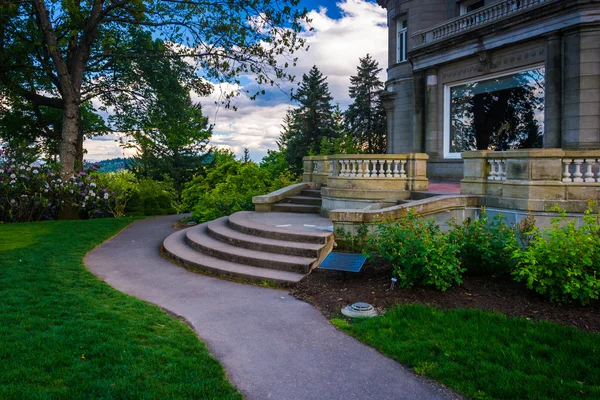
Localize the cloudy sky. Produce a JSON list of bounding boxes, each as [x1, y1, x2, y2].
[[84, 0, 388, 162]]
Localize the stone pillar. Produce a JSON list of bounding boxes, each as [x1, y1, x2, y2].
[[381, 90, 396, 154], [562, 27, 600, 150], [425, 68, 439, 155], [413, 71, 426, 153], [544, 33, 562, 148]]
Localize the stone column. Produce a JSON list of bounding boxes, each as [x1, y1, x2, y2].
[[425, 68, 439, 155], [413, 71, 426, 153], [544, 33, 562, 148], [562, 27, 600, 149], [381, 90, 396, 154]]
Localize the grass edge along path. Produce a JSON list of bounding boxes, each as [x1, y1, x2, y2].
[[332, 304, 599, 400], [0, 219, 241, 400]]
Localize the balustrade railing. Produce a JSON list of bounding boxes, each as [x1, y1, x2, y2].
[[562, 159, 600, 183], [412, 0, 555, 47], [331, 158, 408, 178], [487, 159, 507, 181]]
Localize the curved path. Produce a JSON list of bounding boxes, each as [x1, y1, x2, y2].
[[85, 215, 457, 400]]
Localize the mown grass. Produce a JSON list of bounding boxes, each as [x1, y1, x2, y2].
[[332, 304, 600, 400], [0, 219, 241, 399]]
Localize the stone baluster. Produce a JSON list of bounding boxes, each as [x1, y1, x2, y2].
[[573, 159, 584, 182], [340, 160, 347, 177], [328, 161, 333, 177], [399, 160, 407, 178], [488, 159, 497, 180], [385, 160, 392, 177], [365, 160, 372, 177], [498, 160, 506, 181], [562, 159, 572, 182], [392, 160, 400, 178], [584, 159, 596, 183], [377, 160, 385, 177], [347, 160, 355, 177]]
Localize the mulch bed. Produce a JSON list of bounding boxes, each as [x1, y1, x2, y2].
[[291, 261, 600, 333]]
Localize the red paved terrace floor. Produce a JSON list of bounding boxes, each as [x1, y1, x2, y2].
[[428, 181, 461, 194]]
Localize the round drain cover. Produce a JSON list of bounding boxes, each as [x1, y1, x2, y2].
[[341, 302, 377, 318]]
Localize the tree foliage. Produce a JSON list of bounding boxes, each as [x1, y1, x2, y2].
[[279, 66, 336, 172], [0, 0, 309, 176], [344, 54, 386, 153]]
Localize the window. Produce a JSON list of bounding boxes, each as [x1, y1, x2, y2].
[[396, 19, 407, 63], [460, 0, 485, 15], [443, 67, 545, 158]]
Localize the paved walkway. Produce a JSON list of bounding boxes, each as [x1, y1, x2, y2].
[[85, 215, 457, 400]]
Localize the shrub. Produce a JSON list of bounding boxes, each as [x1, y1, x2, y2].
[[367, 211, 463, 291], [508, 204, 600, 305], [96, 171, 177, 217], [126, 178, 177, 216], [182, 159, 299, 223], [448, 209, 515, 276], [0, 153, 111, 222]]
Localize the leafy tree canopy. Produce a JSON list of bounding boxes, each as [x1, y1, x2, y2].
[[0, 0, 309, 176]]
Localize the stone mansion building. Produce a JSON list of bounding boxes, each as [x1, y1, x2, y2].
[[378, 0, 600, 181]]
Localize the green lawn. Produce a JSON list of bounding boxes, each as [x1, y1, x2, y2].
[[0, 219, 241, 400], [332, 304, 600, 400]]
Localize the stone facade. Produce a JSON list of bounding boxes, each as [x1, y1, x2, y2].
[[378, 0, 600, 181]]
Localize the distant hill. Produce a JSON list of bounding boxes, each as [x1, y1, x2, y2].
[[96, 158, 132, 173]]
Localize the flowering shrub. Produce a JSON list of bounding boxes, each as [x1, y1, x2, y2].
[[0, 150, 111, 222]]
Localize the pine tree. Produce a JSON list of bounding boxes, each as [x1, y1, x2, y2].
[[280, 66, 336, 171], [243, 148, 251, 163], [345, 54, 387, 153]]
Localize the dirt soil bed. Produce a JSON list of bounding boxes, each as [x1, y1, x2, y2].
[[291, 261, 600, 333]]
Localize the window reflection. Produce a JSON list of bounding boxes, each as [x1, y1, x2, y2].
[[449, 68, 545, 153]]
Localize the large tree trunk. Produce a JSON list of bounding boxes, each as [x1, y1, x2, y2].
[[60, 100, 81, 178]]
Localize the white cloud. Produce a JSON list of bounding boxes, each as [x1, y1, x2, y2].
[[85, 0, 388, 162]]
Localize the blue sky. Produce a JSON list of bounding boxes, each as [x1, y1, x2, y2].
[[84, 0, 387, 162]]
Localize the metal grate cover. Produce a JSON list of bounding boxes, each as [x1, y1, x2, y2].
[[317, 252, 367, 273]]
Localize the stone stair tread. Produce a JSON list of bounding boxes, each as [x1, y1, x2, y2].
[[229, 211, 331, 244], [208, 217, 324, 254], [301, 189, 322, 197], [163, 229, 305, 285], [286, 195, 322, 201], [186, 224, 317, 268], [272, 203, 320, 213]]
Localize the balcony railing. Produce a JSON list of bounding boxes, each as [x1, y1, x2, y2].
[[412, 0, 555, 47]]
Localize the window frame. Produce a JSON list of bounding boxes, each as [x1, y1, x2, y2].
[[442, 65, 546, 159], [396, 18, 408, 64], [459, 0, 485, 15]]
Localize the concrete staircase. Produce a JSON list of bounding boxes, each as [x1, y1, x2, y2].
[[271, 188, 322, 214], [163, 211, 333, 286]]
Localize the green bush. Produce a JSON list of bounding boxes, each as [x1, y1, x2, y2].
[[448, 209, 515, 276], [508, 204, 600, 305], [182, 159, 298, 223], [367, 211, 463, 291], [334, 224, 369, 253], [125, 178, 177, 216], [95, 171, 177, 217]]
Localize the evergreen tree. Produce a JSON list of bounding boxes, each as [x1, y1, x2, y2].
[[345, 54, 387, 153], [243, 148, 251, 163], [280, 66, 336, 172]]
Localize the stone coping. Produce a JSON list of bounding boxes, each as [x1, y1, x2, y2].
[[303, 153, 429, 161], [462, 149, 600, 159], [252, 183, 315, 205], [329, 194, 481, 223]]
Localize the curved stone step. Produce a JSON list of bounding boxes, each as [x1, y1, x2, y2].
[[186, 224, 317, 274], [163, 229, 305, 286], [207, 217, 324, 258], [279, 196, 322, 206], [228, 211, 331, 245], [271, 203, 320, 214]]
